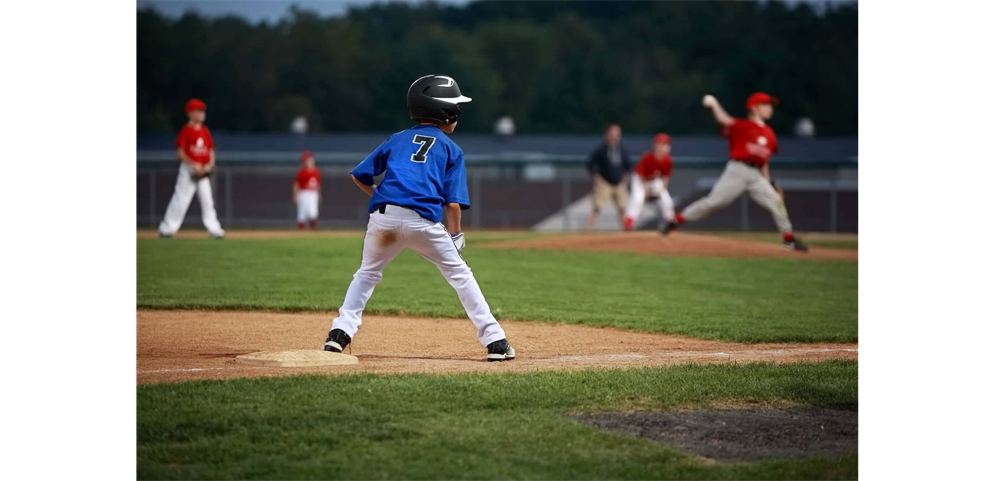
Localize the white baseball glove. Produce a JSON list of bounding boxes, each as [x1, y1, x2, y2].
[[451, 232, 466, 252]]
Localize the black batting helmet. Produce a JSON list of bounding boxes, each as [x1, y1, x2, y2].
[[407, 75, 472, 124]]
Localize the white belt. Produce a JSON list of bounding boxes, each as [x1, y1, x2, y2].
[[376, 204, 426, 220]]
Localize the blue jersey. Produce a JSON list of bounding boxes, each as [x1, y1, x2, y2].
[[351, 124, 470, 223]]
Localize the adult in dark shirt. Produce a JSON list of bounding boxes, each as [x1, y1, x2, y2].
[[586, 124, 632, 229]]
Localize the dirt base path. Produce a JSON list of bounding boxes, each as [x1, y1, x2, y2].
[[138, 310, 857, 384], [485, 232, 857, 260]]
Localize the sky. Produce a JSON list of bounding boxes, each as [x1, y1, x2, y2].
[[137, 0, 849, 23]]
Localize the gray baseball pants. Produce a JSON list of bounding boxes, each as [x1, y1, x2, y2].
[[681, 161, 793, 233]]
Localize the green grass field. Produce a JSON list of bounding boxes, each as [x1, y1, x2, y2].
[[138, 236, 857, 342], [138, 361, 857, 480], [137, 233, 858, 479]]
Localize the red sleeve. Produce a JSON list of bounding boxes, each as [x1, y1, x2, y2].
[[662, 156, 673, 177], [295, 169, 305, 185], [722, 118, 748, 139], [204, 127, 214, 149], [770, 134, 779, 154], [175, 126, 188, 149]]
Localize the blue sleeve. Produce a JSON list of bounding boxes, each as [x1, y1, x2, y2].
[[351, 139, 390, 186], [443, 148, 471, 209]]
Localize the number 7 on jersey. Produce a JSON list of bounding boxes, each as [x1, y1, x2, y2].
[[411, 135, 436, 163]]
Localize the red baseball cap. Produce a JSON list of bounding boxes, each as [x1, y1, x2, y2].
[[746, 92, 778, 109], [653, 133, 671, 145], [300, 150, 314, 162], [185, 98, 207, 113]]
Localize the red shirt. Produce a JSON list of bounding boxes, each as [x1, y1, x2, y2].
[[176, 124, 214, 164], [635, 152, 673, 180], [296, 167, 321, 190], [723, 118, 778, 166]]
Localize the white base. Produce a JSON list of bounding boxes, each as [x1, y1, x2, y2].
[[235, 350, 358, 367]]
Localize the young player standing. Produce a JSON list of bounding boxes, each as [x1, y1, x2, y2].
[[322, 75, 516, 362], [623, 133, 675, 231], [294, 151, 321, 230], [157, 98, 225, 239], [662, 93, 808, 252]]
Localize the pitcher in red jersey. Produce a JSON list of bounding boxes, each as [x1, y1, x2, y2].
[[662, 93, 807, 252]]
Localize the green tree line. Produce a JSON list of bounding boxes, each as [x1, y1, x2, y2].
[[138, 1, 857, 135]]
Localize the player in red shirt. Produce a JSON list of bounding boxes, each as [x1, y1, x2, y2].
[[157, 98, 225, 239], [623, 133, 675, 231], [294, 151, 322, 230], [662, 92, 808, 251]]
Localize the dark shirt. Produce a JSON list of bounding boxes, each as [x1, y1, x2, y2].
[[587, 142, 632, 185]]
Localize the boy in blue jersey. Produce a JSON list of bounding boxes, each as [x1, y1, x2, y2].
[[322, 75, 516, 361]]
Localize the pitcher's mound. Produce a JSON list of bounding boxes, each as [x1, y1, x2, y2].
[[236, 350, 358, 367]]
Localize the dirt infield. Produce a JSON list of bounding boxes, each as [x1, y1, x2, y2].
[[484, 232, 858, 260], [137, 310, 857, 384]]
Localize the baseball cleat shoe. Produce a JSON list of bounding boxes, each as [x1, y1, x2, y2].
[[660, 220, 678, 235], [623, 217, 634, 232], [323, 329, 352, 352], [784, 237, 809, 252], [158, 232, 173, 238], [209, 233, 225, 240], [486, 339, 516, 362]]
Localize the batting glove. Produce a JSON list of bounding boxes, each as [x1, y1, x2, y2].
[[451, 232, 466, 252]]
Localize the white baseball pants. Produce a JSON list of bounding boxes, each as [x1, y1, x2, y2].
[[330, 205, 507, 347], [158, 163, 225, 237], [296, 190, 320, 223], [625, 176, 675, 223]]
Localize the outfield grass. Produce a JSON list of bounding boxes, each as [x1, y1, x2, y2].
[[138, 361, 857, 480], [137, 237, 857, 343]]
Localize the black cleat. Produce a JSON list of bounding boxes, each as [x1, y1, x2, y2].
[[486, 339, 516, 362], [784, 237, 809, 252], [660, 220, 678, 235], [158, 232, 173, 238], [323, 329, 352, 352]]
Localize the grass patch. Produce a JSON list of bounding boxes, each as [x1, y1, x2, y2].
[[138, 361, 857, 480], [138, 236, 856, 343]]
